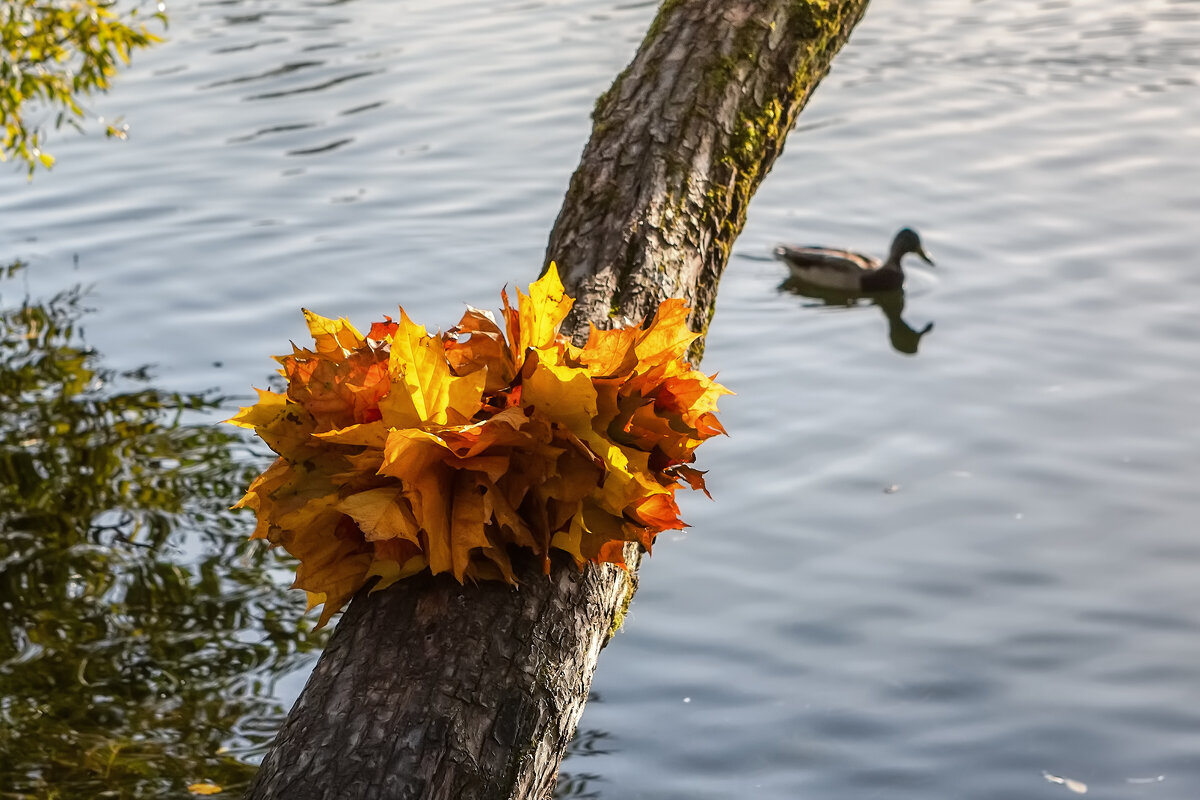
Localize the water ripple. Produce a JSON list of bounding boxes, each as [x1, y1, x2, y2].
[[4, 0, 1200, 797], [242, 69, 380, 100], [203, 59, 324, 89]]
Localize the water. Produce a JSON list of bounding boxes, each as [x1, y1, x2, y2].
[[3, 0, 1199, 797]]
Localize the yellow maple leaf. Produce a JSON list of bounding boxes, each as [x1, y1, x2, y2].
[[313, 419, 389, 449], [302, 308, 365, 358], [226, 390, 316, 458], [520, 351, 597, 436], [633, 298, 699, 367], [516, 262, 573, 355], [337, 487, 422, 544], [478, 543, 517, 583], [284, 519, 374, 629], [436, 407, 533, 458], [582, 500, 640, 560], [388, 309, 452, 423], [551, 515, 585, 568], [481, 476, 537, 549], [232, 457, 290, 540], [380, 309, 489, 426], [379, 429, 455, 575], [450, 472, 492, 581], [579, 324, 639, 377], [446, 364, 487, 424], [366, 550, 428, 593], [187, 783, 223, 796]]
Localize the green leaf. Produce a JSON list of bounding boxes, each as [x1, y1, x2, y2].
[[0, 0, 166, 176]]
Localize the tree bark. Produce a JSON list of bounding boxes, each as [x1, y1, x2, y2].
[[246, 2, 870, 799]]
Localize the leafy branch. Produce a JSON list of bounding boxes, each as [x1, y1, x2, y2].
[[1, 0, 166, 176]]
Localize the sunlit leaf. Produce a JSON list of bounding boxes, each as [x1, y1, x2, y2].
[[302, 308, 365, 358], [516, 262, 573, 354], [634, 298, 699, 366]]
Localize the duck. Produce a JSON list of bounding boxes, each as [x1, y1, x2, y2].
[[773, 228, 934, 292]]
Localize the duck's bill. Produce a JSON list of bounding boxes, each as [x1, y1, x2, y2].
[[917, 248, 935, 266]]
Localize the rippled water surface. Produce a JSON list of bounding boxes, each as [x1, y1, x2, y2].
[[3, 0, 1199, 797]]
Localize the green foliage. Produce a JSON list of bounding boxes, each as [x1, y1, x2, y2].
[[0, 261, 323, 798], [0, 0, 166, 177]]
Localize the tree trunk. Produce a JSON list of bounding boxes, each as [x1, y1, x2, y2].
[[245, 2, 870, 798]]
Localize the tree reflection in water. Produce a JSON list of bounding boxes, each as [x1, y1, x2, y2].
[[0, 262, 324, 797], [555, 722, 613, 799], [0, 261, 621, 797]]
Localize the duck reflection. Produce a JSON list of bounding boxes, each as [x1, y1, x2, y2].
[[773, 228, 935, 355], [779, 280, 934, 355]]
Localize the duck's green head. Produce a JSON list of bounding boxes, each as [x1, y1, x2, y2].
[[891, 228, 934, 266]]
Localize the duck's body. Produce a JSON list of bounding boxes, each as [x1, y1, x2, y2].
[[773, 228, 933, 292]]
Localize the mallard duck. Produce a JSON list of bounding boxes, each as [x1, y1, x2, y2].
[[773, 228, 934, 292]]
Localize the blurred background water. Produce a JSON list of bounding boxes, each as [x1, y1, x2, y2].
[[2, 0, 1199, 797]]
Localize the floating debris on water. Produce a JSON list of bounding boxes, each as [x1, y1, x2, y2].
[[1126, 775, 1165, 784], [1043, 771, 1088, 794]]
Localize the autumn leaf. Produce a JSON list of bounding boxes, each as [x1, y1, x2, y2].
[[187, 782, 223, 795], [450, 472, 491, 581], [516, 262, 573, 355], [232, 457, 290, 540], [521, 351, 597, 436], [337, 487, 422, 544], [313, 420, 388, 449], [629, 491, 686, 533], [436, 407, 533, 459], [668, 464, 711, 497], [284, 516, 373, 628], [579, 324, 639, 377], [366, 538, 427, 593], [634, 298, 699, 367], [387, 309, 453, 423], [379, 429, 455, 575], [228, 265, 729, 626], [368, 316, 398, 341], [227, 389, 316, 457], [445, 306, 515, 391]]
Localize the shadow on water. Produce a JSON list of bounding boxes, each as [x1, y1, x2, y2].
[[0, 262, 323, 798], [779, 278, 935, 356]]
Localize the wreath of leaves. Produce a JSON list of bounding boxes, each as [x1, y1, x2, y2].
[[229, 266, 729, 626]]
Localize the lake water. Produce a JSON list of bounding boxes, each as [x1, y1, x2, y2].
[[3, 0, 1199, 797]]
